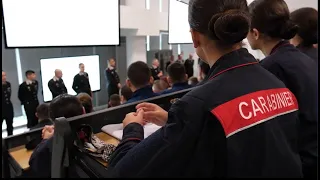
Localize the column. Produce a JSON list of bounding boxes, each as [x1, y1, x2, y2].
[[126, 36, 147, 67]]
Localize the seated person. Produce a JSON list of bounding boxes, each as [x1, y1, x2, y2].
[[28, 94, 85, 178], [188, 77, 199, 86], [109, 94, 121, 107], [120, 85, 133, 104], [160, 62, 192, 95], [152, 80, 169, 93], [26, 103, 53, 150], [77, 93, 93, 113], [125, 61, 157, 104]]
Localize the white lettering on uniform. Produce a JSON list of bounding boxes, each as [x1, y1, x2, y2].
[[258, 96, 269, 113], [251, 99, 264, 116], [239, 102, 252, 120], [270, 94, 277, 110], [266, 95, 273, 111]]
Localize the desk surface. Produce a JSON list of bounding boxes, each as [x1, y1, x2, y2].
[[9, 132, 119, 170]]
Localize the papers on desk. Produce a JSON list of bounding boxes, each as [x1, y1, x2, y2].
[[101, 123, 161, 140]]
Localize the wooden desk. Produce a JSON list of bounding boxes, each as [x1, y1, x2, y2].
[[8, 133, 119, 170], [9, 146, 33, 170]]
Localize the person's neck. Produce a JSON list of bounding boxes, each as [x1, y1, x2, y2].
[[260, 39, 282, 56], [2, 81, 6, 85], [205, 45, 242, 67], [130, 84, 149, 93]]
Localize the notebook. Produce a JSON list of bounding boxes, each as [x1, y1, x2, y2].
[[101, 123, 161, 140]]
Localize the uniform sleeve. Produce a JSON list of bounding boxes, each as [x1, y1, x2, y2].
[[63, 80, 68, 94], [35, 80, 39, 93], [48, 80, 56, 96], [72, 76, 79, 93], [86, 73, 91, 90], [18, 84, 24, 103], [108, 95, 209, 177]]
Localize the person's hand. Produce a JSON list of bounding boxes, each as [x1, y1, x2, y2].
[[123, 109, 146, 128], [117, 83, 122, 89], [158, 71, 163, 77], [42, 125, 54, 139], [136, 103, 168, 126]]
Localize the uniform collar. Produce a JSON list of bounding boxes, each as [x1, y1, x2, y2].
[[53, 76, 60, 81], [131, 85, 154, 99], [79, 72, 85, 76], [26, 79, 33, 85], [152, 65, 158, 69], [108, 66, 115, 70], [207, 48, 258, 80], [270, 40, 292, 55]]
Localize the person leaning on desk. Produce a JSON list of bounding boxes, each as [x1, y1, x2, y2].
[[107, 0, 303, 178]]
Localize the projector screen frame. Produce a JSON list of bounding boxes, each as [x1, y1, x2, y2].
[[1, 0, 121, 49], [39, 55, 102, 102], [168, 0, 193, 45]]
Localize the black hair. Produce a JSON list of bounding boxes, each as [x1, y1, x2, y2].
[[189, 0, 250, 46], [199, 60, 210, 76], [127, 61, 151, 88], [49, 94, 83, 120], [291, 7, 318, 47], [120, 85, 133, 101], [167, 62, 187, 83], [249, 0, 298, 40], [76, 93, 93, 114], [109, 94, 121, 107], [36, 103, 50, 120], [25, 70, 35, 77]]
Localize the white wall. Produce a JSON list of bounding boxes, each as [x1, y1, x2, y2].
[[126, 36, 147, 67]]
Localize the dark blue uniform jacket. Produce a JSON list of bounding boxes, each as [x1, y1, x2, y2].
[[160, 82, 192, 95], [260, 41, 318, 179], [108, 48, 303, 178], [297, 44, 318, 63], [126, 85, 157, 104]]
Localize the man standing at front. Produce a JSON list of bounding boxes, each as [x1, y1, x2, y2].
[[185, 54, 195, 78], [72, 63, 92, 97], [48, 69, 67, 99], [150, 58, 163, 81], [2, 70, 14, 136], [18, 70, 39, 128], [105, 58, 121, 98]]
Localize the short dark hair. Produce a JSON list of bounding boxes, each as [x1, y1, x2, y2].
[[49, 94, 83, 120], [76, 93, 93, 114], [199, 60, 210, 76], [36, 103, 50, 120], [167, 62, 186, 83], [189, 0, 250, 46], [189, 77, 199, 86], [25, 70, 35, 77], [120, 85, 133, 101], [109, 94, 121, 107], [127, 61, 151, 88], [291, 8, 318, 47], [249, 0, 298, 40]]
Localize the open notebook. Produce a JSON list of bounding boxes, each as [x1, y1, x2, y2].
[[101, 123, 162, 140]]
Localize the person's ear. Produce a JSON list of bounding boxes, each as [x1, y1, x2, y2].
[[35, 112, 38, 118], [126, 79, 131, 87], [184, 74, 188, 81], [190, 29, 200, 48], [167, 76, 173, 85], [149, 76, 154, 84], [120, 95, 125, 104], [252, 28, 260, 40], [82, 107, 86, 114]]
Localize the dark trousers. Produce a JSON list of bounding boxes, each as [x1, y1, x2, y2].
[[24, 101, 39, 128], [108, 85, 119, 99], [2, 104, 14, 136]]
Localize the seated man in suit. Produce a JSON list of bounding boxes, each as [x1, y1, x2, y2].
[[160, 62, 192, 95], [126, 61, 157, 104]]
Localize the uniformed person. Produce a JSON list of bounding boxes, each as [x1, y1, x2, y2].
[[290, 8, 318, 62], [184, 54, 195, 78], [48, 69, 67, 99], [105, 58, 121, 98], [160, 62, 191, 95], [247, 0, 318, 178], [72, 63, 92, 97], [18, 70, 39, 128], [2, 70, 14, 136], [150, 58, 163, 81], [108, 0, 302, 178]]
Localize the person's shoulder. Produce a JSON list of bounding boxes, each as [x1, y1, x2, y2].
[[6, 81, 11, 86]]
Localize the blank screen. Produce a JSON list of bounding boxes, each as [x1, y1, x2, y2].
[[40, 55, 101, 102], [2, 0, 119, 47], [168, 0, 192, 44]]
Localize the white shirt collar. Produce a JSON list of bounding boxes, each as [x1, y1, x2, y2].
[[79, 72, 85, 76], [53, 76, 59, 81], [152, 65, 157, 69], [108, 66, 114, 70], [26, 79, 33, 85]]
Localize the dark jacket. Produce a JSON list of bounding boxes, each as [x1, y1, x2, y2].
[[297, 45, 318, 63], [160, 82, 192, 95], [105, 68, 120, 96], [109, 48, 302, 178], [150, 67, 161, 81], [125, 86, 156, 104], [72, 73, 91, 96], [260, 41, 318, 179], [48, 78, 67, 99], [18, 80, 39, 105], [2, 81, 13, 115]]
